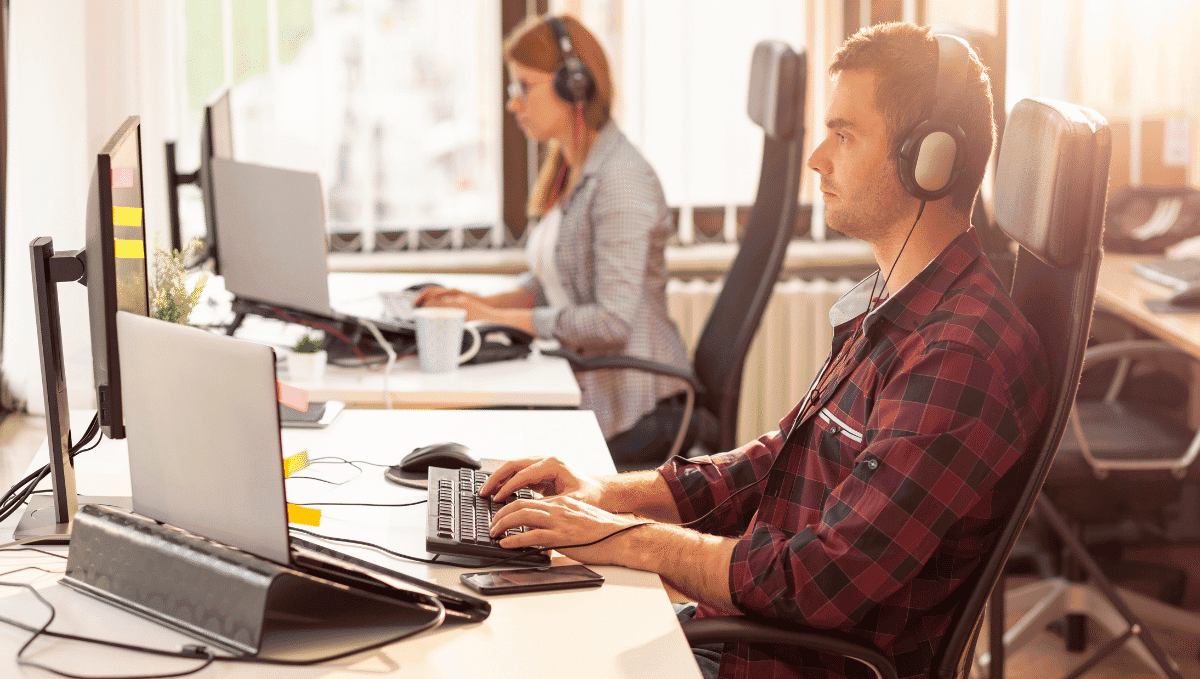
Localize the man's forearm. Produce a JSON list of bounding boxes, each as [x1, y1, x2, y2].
[[617, 522, 738, 613], [597, 471, 682, 523]]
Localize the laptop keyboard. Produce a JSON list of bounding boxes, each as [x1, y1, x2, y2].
[[425, 468, 550, 567], [379, 290, 417, 321], [290, 535, 490, 623]]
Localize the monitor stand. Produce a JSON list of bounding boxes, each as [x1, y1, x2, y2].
[[14, 495, 133, 544], [13, 237, 121, 544]]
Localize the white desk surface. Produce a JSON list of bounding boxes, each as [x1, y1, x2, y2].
[[0, 409, 699, 678], [197, 272, 582, 409]]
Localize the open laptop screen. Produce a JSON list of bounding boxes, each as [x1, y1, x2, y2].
[[117, 311, 291, 565]]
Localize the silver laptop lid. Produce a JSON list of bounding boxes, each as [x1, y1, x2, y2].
[[117, 311, 291, 565], [211, 157, 333, 317]]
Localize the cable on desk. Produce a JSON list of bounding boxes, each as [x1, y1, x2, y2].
[[290, 521, 654, 570], [0, 565, 446, 674], [296, 500, 427, 508], [269, 305, 367, 363], [358, 318, 396, 409], [0, 413, 101, 524]]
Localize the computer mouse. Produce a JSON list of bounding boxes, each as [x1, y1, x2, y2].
[[385, 442, 482, 488], [1168, 283, 1200, 308]]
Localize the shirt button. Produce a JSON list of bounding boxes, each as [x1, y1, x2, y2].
[[829, 426, 840, 435], [867, 459, 879, 470]]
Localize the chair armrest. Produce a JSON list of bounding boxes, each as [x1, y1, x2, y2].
[[542, 347, 702, 461], [542, 347, 703, 393], [1073, 339, 1200, 477], [680, 617, 898, 679], [1082, 339, 1197, 370]]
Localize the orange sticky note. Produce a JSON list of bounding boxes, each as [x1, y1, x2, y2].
[[276, 381, 309, 412], [287, 503, 321, 526]]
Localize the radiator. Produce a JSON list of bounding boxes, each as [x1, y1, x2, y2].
[[667, 277, 857, 446]]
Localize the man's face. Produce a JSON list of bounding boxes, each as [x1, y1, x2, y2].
[[808, 69, 913, 242]]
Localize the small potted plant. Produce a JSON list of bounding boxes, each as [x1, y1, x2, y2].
[[289, 334, 327, 382]]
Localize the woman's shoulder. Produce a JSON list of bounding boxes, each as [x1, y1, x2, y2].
[[589, 122, 659, 182]]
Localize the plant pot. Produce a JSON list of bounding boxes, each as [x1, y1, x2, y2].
[[288, 350, 327, 382]]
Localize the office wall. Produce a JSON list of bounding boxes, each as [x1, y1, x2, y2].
[[3, 0, 172, 415]]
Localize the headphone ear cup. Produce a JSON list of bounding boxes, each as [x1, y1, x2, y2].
[[553, 58, 595, 103], [897, 120, 967, 201]]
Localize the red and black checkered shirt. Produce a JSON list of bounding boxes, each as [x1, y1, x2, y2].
[[659, 228, 1049, 679]]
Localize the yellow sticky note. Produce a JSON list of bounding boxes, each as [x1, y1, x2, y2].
[[113, 238, 145, 259], [283, 450, 309, 478], [113, 206, 142, 227], [287, 503, 321, 526]]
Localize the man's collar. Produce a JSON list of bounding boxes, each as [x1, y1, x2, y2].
[[832, 227, 984, 333]]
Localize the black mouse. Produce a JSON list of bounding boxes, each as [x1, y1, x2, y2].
[[385, 442, 482, 488]]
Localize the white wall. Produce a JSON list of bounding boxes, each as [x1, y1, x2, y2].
[[4, 0, 171, 415]]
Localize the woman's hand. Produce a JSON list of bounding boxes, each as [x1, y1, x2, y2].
[[414, 287, 486, 308], [417, 288, 497, 323]]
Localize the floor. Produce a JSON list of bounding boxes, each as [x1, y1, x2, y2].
[[1, 412, 1199, 678]]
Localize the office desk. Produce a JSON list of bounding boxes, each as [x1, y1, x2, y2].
[[0, 410, 699, 678], [198, 273, 583, 409], [1095, 253, 1200, 358]]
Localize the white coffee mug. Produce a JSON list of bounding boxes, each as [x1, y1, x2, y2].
[[413, 307, 481, 373]]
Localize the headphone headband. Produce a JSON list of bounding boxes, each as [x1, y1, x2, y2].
[[896, 33, 971, 202], [546, 17, 596, 104]]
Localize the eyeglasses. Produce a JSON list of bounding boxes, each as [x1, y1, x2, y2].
[[507, 80, 530, 102], [506, 78, 549, 102]]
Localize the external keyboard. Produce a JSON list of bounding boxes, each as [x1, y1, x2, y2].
[[425, 467, 550, 567]]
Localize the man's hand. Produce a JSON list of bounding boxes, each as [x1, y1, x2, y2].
[[479, 457, 605, 507], [489, 495, 646, 565]]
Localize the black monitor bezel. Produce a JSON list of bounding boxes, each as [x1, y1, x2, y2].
[[87, 116, 149, 440], [198, 88, 232, 275]]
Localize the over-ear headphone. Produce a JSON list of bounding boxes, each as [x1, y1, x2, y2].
[[897, 34, 971, 202], [546, 17, 596, 104]]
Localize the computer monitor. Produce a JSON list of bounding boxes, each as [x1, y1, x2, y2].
[[197, 88, 233, 274], [87, 115, 150, 440], [17, 115, 148, 541]]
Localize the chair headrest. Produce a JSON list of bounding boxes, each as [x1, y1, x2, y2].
[[747, 41, 805, 141], [994, 98, 1110, 269]]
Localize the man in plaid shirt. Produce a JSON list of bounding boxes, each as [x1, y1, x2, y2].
[[484, 22, 1049, 679]]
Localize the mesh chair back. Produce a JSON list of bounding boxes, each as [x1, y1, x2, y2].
[[692, 42, 806, 452], [936, 97, 1111, 678]]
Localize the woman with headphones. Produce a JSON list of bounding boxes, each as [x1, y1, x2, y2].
[[418, 15, 690, 465]]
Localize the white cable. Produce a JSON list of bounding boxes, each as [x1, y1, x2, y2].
[[358, 320, 395, 409]]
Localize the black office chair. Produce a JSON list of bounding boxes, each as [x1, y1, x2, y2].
[[549, 41, 807, 470], [682, 97, 1112, 679], [991, 314, 1200, 674]]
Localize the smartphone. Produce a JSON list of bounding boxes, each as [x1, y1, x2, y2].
[[460, 564, 604, 595]]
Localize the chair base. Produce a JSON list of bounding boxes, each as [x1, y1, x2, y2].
[[976, 578, 1196, 679]]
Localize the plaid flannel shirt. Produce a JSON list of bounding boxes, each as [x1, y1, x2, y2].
[[659, 228, 1049, 679]]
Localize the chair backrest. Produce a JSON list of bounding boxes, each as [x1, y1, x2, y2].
[[692, 41, 806, 452], [935, 97, 1111, 678]]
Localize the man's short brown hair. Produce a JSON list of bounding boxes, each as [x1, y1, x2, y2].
[[830, 22, 995, 214]]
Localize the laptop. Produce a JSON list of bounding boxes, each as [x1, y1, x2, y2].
[[115, 311, 489, 624], [209, 157, 414, 338]]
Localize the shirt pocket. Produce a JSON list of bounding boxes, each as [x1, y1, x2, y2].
[[814, 407, 866, 468]]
